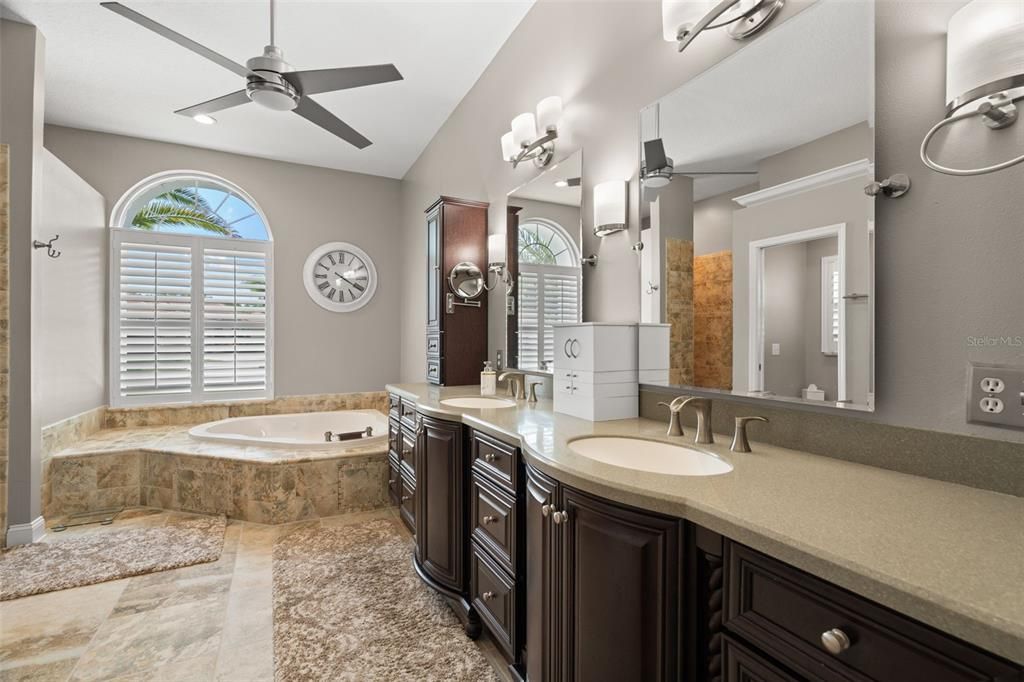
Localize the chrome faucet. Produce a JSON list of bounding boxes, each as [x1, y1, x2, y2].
[[657, 397, 687, 437], [731, 416, 768, 453], [498, 371, 526, 400], [528, 381, 542, 404], [678, 396, 714, 444]]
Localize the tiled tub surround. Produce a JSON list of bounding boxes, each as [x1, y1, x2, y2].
[[41, 392, 390, 524], [388, 383, 1024, 665]]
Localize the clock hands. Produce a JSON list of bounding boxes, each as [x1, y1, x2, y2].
[[332, 271, 366, 293]]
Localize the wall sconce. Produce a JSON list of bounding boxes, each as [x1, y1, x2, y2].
[[662, 0, 784, 53], [593, 180, 627, 238], [483, 233, 512, 293], [920, 0, 1024, 176], [500, 96, 563, 169]]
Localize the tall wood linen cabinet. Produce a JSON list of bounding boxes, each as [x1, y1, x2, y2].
[[425, 196, 489, 385]]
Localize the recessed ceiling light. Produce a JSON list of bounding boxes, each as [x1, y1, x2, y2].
[[554, 180, 569, 187], [193, 114, 217, 125]]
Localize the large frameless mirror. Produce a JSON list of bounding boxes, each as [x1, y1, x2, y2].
[[639, 0, 875, 411], [504, 150, 584, 373]]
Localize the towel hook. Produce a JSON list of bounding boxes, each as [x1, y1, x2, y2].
[[32, 234, 61, 258]]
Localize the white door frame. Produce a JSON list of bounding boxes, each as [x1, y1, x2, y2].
[[747, 222, 847, 400]]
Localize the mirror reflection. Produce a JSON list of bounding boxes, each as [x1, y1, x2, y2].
[[505, 151, 583, 373], [449, 261, 485, 299], [639, 0, 875, 410]]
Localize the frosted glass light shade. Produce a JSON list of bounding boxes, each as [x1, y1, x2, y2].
[[593, 180, 627, 237], [511, 113, 537, 147], [536, 96, 563, 131], [663, 0, 715, 41], [501, 132, 517, 161], [488, 233, 506, 264], [946, 0, 1024, 112]]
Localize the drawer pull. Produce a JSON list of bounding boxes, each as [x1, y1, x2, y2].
[[821, 628, 851, 655], [401, 495, 411, 502], [551, 510, 568, 525], [388, 479, 397, 486], [482, 515, 498, 525], [482, 591, 497, 601], [483, 453, 497, 463], [541, 504, 552, 518]]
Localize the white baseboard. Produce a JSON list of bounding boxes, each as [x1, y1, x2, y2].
[[6, 516, 46, 546]]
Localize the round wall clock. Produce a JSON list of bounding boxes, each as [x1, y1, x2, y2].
[[302, 241, 378, 312]]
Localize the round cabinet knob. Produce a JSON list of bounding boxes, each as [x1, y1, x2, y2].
[[483, 453, 496, 463], [821, 628, 851, 655], [541, 504, 552, 518], [388, 479, 397, 486], [482, 591, 497, 601], [401, 495, 411, 502], [551, 510, 568, 525], [482, 515, 498, 525]]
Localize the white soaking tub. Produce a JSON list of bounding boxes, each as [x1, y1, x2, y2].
[[188, 409, 389, 450]]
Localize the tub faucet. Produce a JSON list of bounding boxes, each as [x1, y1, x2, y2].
[[657, 397, 688, 437], [498, 371, 526, 400], [678, 396, 714, 444]]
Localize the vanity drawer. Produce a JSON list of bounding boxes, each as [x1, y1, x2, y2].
[[388, 393, 401, 420], [723, 635, 803, 682], [426, 358, 442, 385], [399, 400, 417, 430], [399, 429, 416, 478], [470, 430, 517, 491], [426, 331, 442, 357], [388, 418, 400, 456], [724, 542, 1021, 682], [470, 474, 516, 571], [471, 543, 517, 658], [399, 473, 416, 534]]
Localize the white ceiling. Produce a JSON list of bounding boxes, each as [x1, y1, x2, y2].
[[644, 0, 873, 196], [4, 0, 535, 179], [509, 151, 582, 207]]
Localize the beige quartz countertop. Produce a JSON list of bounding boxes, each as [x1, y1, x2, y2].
[[387, 383, 1024, 665]]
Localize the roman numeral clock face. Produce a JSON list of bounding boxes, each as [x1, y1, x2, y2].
[[302, 242, 378, 313]]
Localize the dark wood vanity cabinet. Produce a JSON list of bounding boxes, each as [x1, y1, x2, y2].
[[424, 196, 489, 386], [525, 464, 682, 682], [415, 414, 466, 591]]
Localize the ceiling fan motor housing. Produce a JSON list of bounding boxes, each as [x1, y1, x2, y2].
[[246, 45, 300, 111]]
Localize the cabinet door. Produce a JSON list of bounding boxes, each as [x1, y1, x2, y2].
[[525, 464, 560, 682], [560, 488, 681, 682], [426, 208, 441, 331], [415, 415, 464, 591]]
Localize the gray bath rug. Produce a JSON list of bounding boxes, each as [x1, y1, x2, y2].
[[0, 513, 226, 600], [273, 519, 499, 681]]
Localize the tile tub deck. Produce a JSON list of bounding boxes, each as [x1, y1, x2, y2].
[[44, 425, 390, 525]]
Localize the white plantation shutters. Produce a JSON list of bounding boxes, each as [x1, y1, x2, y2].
[[110, 229, 273, 406], [821, 255, 840, 355], [517, 266, 581, 370], [202, 247, 269, 393], [115, 239, 193, 399]]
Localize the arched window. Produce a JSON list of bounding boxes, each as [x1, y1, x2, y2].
[[109, 171, 273, 406], [517, 219, 581, 371]]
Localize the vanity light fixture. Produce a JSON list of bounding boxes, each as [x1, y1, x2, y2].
[[593, 180, 627, 238], [192, 114, 217, 125], [920, 0, 1024, 176], [500, 96, 563, 169], [662, 0, 784, 53]]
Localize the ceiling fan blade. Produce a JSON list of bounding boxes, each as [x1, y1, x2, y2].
[[283, 64, 403, 96], [644, 138, 670, 172], [101, 2, 251, 79], [293, 97, 372, 149], [174, 90, 251, 118]]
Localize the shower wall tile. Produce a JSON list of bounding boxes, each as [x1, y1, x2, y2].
[[693, 250, 734, 390]]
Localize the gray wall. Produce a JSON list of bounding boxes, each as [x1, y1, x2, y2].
[[759, 122, 874, 187], [398, 0, 1023, 444], [693, 184, 757, 256], [763, 242, 807, 399], [44, 125, 404, 400], [1, 19, 45, 530], [36, 150, 107, 426]]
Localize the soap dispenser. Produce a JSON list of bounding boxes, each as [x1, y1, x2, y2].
[[480, 361, 497, 396]]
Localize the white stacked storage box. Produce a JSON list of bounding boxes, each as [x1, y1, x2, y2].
[[552, 323, 638, 421], [638, 323, 671, 384]]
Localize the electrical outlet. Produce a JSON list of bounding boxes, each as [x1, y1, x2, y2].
[[967, 363, 1024, 429]]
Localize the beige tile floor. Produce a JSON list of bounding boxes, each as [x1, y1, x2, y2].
[[0, 507, 511, 682]]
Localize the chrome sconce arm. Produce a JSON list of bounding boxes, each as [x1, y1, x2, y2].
[[665, 0, 785, 54], [482, 263, 514, 294], [510, 128, 558, 169]]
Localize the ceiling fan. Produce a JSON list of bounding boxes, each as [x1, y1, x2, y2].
[[100, 0, 403, 149]]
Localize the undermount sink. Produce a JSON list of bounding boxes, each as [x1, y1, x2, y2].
[[568, 437, 733, 476], [440, 397, 517, 409]]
